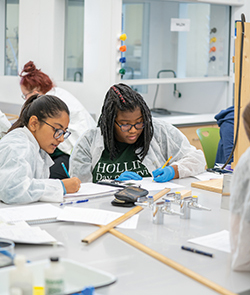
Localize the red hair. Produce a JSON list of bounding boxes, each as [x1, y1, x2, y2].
[[19, 61, 54, 94]]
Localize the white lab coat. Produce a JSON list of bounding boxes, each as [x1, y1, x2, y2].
[[47, 87, 96, 155], [0, 127, 64, 204], [69, 118, 206, 182], [230, 147, 250, 271], [0, 110, 11, 138]]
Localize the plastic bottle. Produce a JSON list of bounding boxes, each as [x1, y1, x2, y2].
[[9, 255, 33, 295], [44, 257, 65, 295]]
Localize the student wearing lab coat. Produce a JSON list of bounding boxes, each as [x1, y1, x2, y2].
[[69, 83, 206, 183], [230, 102, 250, 271], [0, 109, 11, 138], [19, 61, 96, 179], [0, 94, 81, 204]]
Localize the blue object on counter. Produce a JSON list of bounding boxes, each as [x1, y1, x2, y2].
[[71, 286, 95, 295]]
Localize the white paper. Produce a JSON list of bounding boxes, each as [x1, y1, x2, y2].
[[64, 183, 121, 199], [192, 171, 223, 181], [171, 18, 190, 32], [124, 177, 183, 191], [57, 207, 139, 229], [0, 220, 30, 228], [0, 204, 61, 223], [0, 226, 57, 244], [188, 230, 231, 253], [0, 220, 57, 244]]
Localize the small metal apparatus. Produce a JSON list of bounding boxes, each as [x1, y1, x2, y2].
[[135, 193, 211, 223], [163, 193, 211, 220], [180, 196, 211, 219], [135, 197, 183, 224]]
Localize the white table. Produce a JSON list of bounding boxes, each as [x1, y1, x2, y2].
[[1, 177, 250, 295]]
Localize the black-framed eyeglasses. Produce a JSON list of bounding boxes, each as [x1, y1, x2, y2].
[[115, 121, 144, 132], [41, 120, 71, 139]]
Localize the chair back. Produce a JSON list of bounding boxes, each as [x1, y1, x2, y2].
[[196, 127, 220, 168]]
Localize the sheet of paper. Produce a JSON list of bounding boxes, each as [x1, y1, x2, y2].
[[0, 204, 61, 223], [57, 207, 139, 229], [0, 226, 57, 244], [124, 177, 183, 191], [0, 220, 30, 228], [188, 230, 231, 253], [64, 183, 121, 199], [192, 171, 223, 181], [0, 220, 57, 244]]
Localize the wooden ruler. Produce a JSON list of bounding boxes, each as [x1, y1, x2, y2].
[[109, 228, 236, 295]]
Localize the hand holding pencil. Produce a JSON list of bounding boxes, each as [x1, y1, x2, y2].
[[152, 156, 175, 183], [61, 162, 81, 193]]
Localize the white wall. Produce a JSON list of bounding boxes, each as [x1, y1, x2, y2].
[[0, 0, 249, 118], [0, 0, 122, 120]]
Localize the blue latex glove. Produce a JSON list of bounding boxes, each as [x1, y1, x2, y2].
[[152, 166, 175, 183], [116, 171, 143, 181]]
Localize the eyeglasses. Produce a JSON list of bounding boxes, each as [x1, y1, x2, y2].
[[21, 90, 34, 100], [115, 121, 144, 132], [41, 120, 71, 139]]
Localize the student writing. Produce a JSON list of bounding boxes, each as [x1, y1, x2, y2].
[[69, 83, 206, 183], [0, 94, 81, 204], [19, 61, 96, 179]]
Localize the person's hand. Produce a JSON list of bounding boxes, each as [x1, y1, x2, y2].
[[152, 166, 175, 183], [116, 171, 143, 181], [62, 177, 81, 193]]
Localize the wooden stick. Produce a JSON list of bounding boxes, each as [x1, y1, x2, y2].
[[109, 228, 237, 295], [82, 188, 170, 244]]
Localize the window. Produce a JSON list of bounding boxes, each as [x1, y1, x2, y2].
[[122, 1, 230, 80], [1, 0, 19, 76], [64, 0, 84, 82]]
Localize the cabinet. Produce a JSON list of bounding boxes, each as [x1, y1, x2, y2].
[[178, 124, 218, 151]]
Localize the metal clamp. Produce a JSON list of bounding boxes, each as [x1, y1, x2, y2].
[[180, 196, 211, 219], [152, 200, 183, 224]]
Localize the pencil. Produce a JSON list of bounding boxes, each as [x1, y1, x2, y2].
[[61, 162, 70, 178], [162, 156, 172, 169]]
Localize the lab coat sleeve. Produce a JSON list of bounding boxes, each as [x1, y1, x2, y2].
[[230, 148, 250, 271], [0, 110, 11, 138], [0, 142, 63, 205], [69, 129, 95, 183], [153, 120, 206, 178]]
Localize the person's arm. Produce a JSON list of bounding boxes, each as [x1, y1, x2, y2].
[[0, 150, 64, 205], [230, 150, 250, 271], [0, 110, 11, 138], [153, 120, 206, 178], [69, 129, 98, 182]]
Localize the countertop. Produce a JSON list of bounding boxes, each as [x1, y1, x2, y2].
[[1, 177, 249, 295], [152, 111, 217, 127]]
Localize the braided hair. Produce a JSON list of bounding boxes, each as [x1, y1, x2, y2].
[[8, 94, 69, 133], [98, 83, 153, 160]]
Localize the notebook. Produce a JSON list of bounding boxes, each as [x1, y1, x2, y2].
[[0, 204, 61, 225], [64, 182, 121, 200], [0, 221, 58, 244]]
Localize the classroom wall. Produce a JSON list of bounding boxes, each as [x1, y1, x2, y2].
[[0, 0, 122, 120], [0, 0, 249, 119]]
